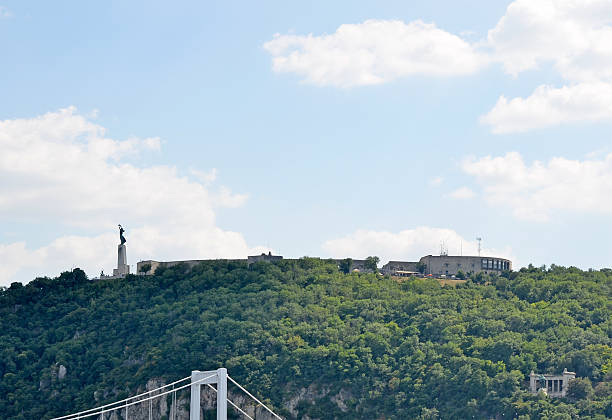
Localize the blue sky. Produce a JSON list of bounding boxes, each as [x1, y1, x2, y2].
[[2, 0, 612, 284]]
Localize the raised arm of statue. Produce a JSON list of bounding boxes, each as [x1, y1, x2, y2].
[[118, 224, 126, 245]]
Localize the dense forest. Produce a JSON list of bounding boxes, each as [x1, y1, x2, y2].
[[0, 259, 611, 419]]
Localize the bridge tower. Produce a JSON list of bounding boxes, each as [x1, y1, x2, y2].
[[190, 368, 227, 420]]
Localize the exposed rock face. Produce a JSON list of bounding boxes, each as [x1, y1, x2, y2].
[[39, 378, 50, 391], [285, 384, 329, 417], [284, 384, 353, 418], [93, 378, 168, 420], [330, 388, 351, 412], [83, 376, 354, 420], [58, 365, 67, 380]]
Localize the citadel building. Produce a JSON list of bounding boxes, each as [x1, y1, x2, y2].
[[381, 255, 512, 277], [136, 253, 511, 277], [102, 225, 512, 279]]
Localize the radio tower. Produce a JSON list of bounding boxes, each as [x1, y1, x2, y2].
[[476, 237, 482, 256]]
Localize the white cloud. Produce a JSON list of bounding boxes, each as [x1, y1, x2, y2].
[[264, 19, 487, 88], [482, 0, 612, 133], [487, 0, 612, 81], [448, 186, 476, 200], [481, 82, 612, 133], [0, 107, 264, 285], [429, 176, 444, 187], [265, 3, 612, 132], [462, 151, 612, 221], [322, 226, 512, 262], [190, 167, 218, 185]]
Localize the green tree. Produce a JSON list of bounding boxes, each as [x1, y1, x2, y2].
[[139, 263, 152, 274], [339, 258, 353, 274], [567, 378, 594, 400], [416, 262, 427, 274], [364, 256, 380, 272]]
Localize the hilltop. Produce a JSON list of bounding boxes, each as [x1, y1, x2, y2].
[[0, 259, 611, 419]]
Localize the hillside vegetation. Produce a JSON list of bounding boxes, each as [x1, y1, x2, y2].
[[0, 259, 611, 419]]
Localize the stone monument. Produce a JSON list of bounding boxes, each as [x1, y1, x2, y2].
[[529, 369, 575, 397], [112, 224, 130, 277]]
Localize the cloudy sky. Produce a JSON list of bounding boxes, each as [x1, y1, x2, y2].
[[2, 0, 612, 285]]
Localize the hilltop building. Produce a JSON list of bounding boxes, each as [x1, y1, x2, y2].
[[136, 253, 512, 278], [382, 261, 419, 277], [382, 255, 511, 277], [419, 255, 511, 276], [247, 252, 283, 265]]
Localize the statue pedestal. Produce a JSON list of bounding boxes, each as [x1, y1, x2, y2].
[[113, 244, 130, 277]]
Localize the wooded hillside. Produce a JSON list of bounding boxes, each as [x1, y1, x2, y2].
[[0, 259, 610, 419]]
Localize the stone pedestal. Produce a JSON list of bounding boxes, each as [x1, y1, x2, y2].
[[113, 244, 130, 277]]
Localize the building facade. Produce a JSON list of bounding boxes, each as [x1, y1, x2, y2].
[[382, 255, 512, 277], [529, 369, 575, 397], [419, 255, 511, 277], [247, 252, 283, 265], [381, 261, 419, 276]]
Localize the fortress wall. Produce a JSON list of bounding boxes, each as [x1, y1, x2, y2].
[[136, 259, 246, 275]]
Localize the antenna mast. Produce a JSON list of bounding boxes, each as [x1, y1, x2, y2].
[[476, 237, 482, 256], [439, 241, 448, 256]]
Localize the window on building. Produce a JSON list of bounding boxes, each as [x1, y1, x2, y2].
[[481, 259, 487, 268]]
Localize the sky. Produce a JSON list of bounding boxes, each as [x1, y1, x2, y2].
[[2, 0, 612, 285]]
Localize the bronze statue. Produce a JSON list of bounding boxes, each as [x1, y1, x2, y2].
[[118, 224, 126, 245], [538, 374, 547, 391]]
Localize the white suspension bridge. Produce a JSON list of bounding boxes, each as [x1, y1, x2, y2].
[[50, 368, 283, 420]]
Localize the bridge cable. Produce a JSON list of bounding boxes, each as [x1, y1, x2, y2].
[[205, 383, 254, 420], [52, 373, 215, 420], [50, 375, 191, 420], [227, 375, 283, 420]]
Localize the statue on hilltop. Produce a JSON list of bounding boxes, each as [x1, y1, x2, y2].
[[118, 224, 126, 245]]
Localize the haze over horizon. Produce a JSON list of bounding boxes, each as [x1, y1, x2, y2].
[[3, 0, 612, 285]]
